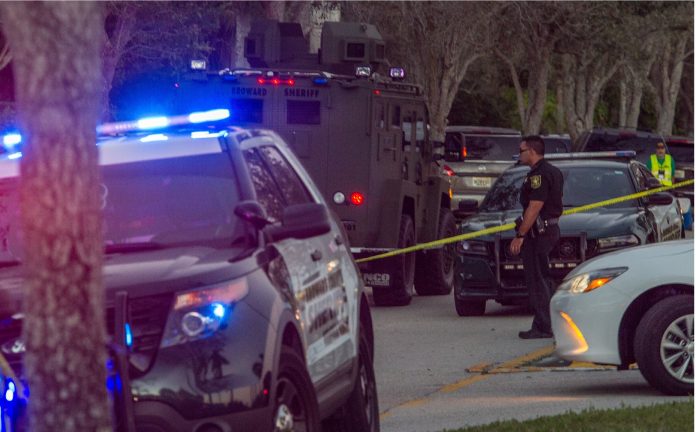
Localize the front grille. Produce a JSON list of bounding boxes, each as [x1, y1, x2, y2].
[[0, 294, 172, 380], [501, 237, 599, 262]]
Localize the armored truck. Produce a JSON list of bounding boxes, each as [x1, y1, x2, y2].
[[175, 20, 455, 306]]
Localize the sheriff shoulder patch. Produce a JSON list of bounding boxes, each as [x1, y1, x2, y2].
[[530, 175, 542, 189]]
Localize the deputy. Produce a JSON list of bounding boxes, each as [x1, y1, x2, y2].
[[647, 141, 674, 186], [509, 135, 563, 339]]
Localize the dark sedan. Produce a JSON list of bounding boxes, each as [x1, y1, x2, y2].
[[454, 153, 684, 316]]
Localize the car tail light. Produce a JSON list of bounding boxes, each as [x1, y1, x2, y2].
[[350, 192, 365, 206], [461, 145, 468, 158], [443, 165, 455, 177]]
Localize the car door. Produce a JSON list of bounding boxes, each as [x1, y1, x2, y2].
[[634, 163, 682, 241], [255, 145, 355, 382]]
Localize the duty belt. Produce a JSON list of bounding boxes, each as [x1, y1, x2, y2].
[[544, 217, 559, 226]]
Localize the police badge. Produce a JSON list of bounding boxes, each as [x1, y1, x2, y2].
[[530, 175, 541, 189]]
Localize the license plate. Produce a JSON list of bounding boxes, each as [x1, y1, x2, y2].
[[471, 177, 492, 188]]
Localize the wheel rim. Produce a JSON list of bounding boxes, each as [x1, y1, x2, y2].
[[659, 313, 694, 384], [274, 376, 307, 432], [359, 356, 376, 429]]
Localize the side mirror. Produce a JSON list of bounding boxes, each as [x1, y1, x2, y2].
[[646, 177, 662, 189], [234, 201, 271, 230], [265, 203, 332, 242], [458, 199, 479, 213], [647, 192, 674, 206], [677, 197, 691, 215]]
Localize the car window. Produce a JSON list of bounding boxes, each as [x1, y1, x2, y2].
[[480, 165, 638, 212], [243, 149, 285, 222], [258, 146, 313, 205], [462, 135, 520, 161], [584, 134, 662, 164], [444, 132, 463, 161], [1, 154, 248, 260], [630, 163, 649, 190], [668, 144, 694, 164], [543, 138, 571, 154]]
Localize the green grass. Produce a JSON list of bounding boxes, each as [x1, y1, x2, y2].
[[444, 401, 694, 432]]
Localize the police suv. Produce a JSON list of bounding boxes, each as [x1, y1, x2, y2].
[[174, 20, 456, 306], [0, 110, 379, 432]]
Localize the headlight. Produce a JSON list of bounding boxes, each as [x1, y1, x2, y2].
[[160, 278, 248, 348], [597, 235, 639, 251], [557, 267, 627, 294], [458, 240, 488, 254]]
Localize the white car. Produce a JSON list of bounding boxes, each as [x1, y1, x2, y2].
[[551, 239, 693, 395]]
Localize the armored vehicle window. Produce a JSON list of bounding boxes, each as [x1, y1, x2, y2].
[[375, 44, 385, 60], [416, 117, 425, 151], [346, 43, 365, 59], [402, 113, 413, 144], [391, 105, 401, 128], [231, 98, 264, 124], [375, 102, 385, 129], [259, 146, 312, 204], [287, 100, 320, 125], [243, 149, 285, 221]]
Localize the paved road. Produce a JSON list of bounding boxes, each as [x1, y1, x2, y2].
[[368, 292, 690, 432]]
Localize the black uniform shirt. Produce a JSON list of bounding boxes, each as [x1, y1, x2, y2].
[[519, 158, 564, 219]]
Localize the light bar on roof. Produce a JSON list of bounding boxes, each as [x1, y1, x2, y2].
[[545, 151, 636, 160], [97, 109, 230, 135], [3, 134, 21, 147]]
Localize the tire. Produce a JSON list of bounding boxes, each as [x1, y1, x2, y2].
[[634, 295, 694, 396], [273, 347, 321, 432], [372, 215, 415, 307], [454, 295, 486, 317], [323, 329, 380, 432], [415, 208, 456, 296]]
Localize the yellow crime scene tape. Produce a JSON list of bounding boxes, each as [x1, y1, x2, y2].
[[356, 179, 694, 264]]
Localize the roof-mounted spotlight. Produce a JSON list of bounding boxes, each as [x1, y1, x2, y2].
[[190, 59, 207, 71], [389, 67, 406, 81], [355, 65, 372, 78]]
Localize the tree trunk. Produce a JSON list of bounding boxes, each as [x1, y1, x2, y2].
[[233, 13, 251, 68], [100, 3, 138, 122], [0, 3, 110, 431], [653, 36, 688, 136]]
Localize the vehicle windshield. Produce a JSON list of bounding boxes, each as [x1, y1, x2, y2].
[[479, 165, 638, 212], [0, 153, 248, 263], [668, 144, 694, 164], [584, 134, 662, 165]]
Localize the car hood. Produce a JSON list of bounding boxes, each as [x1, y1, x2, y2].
[[460, 208, 642, 240], [564, 239, 694, 280], [0, 246, 257, 317]]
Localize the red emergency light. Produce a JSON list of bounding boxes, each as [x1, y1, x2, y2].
[[350, 192, 365, 206], [257, 77, 295, 86]]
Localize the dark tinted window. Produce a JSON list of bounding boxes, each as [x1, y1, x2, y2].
[[375, 44, 385, 59], [584, 134, 662, 164], [543, 138, 571, 154], [231, 98, 263, 124], [668, 144, 694, 163], [287, 100, 320, 125], [444, 133, 463, 161], [463, 135, 521, 161], [259, 146, 312, 204], [480, 166, 637, 212], [391, 105, 401, 128], [346, 43, 365, 59], [243, 149, 285, 221]]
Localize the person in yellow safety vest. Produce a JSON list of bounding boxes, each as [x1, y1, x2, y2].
[[647, 141, 675, 186]]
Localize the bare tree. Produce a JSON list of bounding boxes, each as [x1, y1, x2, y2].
[[494, 2, 571, 135], [345, 2, 491, 141], [648, 32, 693, 135], [0, 2, 110, 431], [555, 3, 624, 146]]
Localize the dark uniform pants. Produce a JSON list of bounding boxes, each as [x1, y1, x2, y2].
[[521, 225, 560, 334]]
